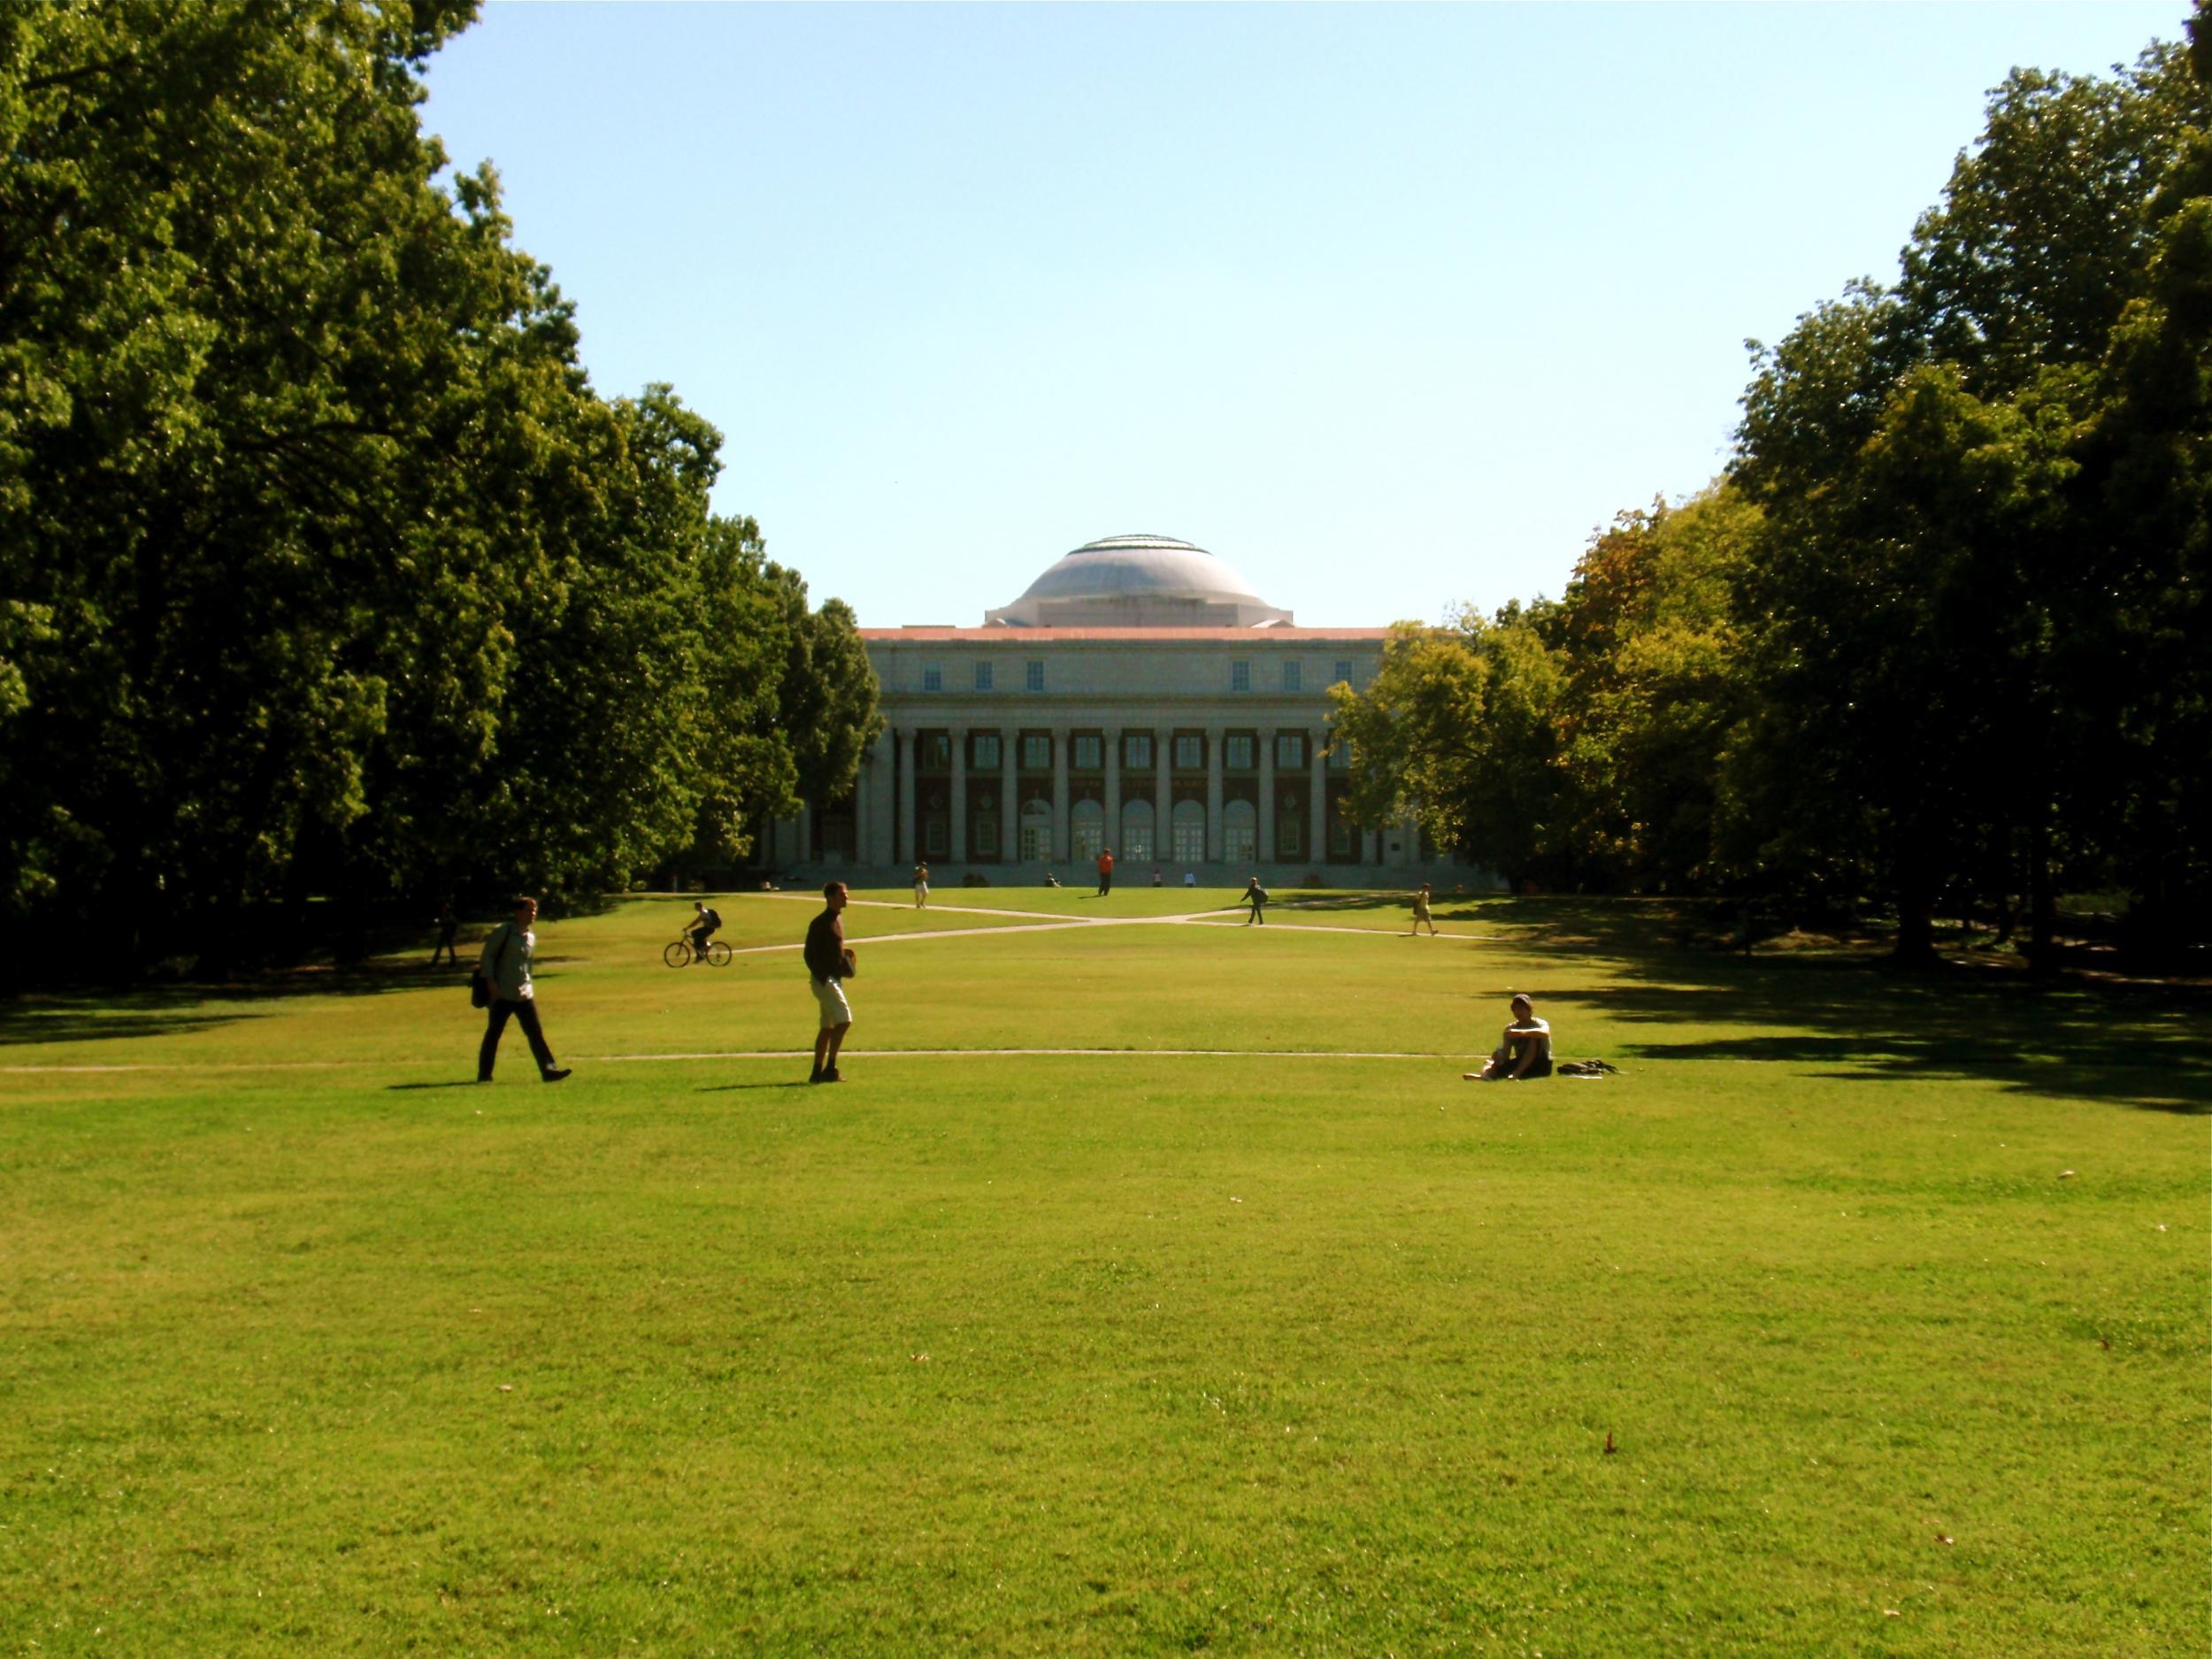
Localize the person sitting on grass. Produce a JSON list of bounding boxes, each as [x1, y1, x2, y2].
[[1464, 993, 1551, 1081]]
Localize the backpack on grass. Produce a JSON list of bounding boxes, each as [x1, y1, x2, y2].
[[1555, 1058, 1622, 1078]]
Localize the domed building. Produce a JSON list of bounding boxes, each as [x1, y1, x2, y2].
[[772, 534, 1445, 882]]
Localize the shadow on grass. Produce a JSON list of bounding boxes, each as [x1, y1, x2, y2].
[[696, 1080, 812, 1092], [388, 1080, 480, 1092], [1535, 952, 2211, 1114], [0, 956, 478, 1048]]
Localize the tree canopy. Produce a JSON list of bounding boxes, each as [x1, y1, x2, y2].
[[1, 2, 878, 965]]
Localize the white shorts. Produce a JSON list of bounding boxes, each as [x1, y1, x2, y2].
[[914, 883, 928, 898], [812, 977, 852, 1029]]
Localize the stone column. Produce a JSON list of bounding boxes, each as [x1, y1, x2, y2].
[[1103, 728, 1120, 857], [1155, 730, 1172, 864], [1363, 827, 1379, 867], [1205, 725, 1225, 864], [1310, 736, 1327, 869], [949, 727, 967, 864], [896, 729, 916, 866], [1050, 725, 1071, 864], [1256, 728, 1276, 865], [1001, 729, 1018, 865], [796, 799, 813, 864]]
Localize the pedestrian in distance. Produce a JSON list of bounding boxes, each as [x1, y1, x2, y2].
[[912, 862, 929, 909], [1096, 846, 1115, 897], [1241, 875, 1269, 926], [1410, 883, 1438, 937], [1465, 994, 1553, 1081], [1151, 867, 1164, 887], [805, 880, 855, 1084], [431, 896, 460, 967], [477, 895, 572, 1084]]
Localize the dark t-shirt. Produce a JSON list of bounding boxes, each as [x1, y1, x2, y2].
[[803, 908, 845, 981], [697, 908, 721, 931]]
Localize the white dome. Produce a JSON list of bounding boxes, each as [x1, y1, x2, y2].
[[986, 534, 1293, 627]]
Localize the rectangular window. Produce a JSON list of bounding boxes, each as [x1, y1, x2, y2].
[[973, 733, 1001, 770], [1327, 735, 1350, 772], [1225, 734, 1254, 771], [1072, 818, 1103, 862], [1172, 813, 1206, 862], [922, 664, 943, 693], [1329, 816, 1352, 856], [1275, 733, 1305, 770], [925, 818, 948, 856], [1278, 817, 1302, 857], [1173, 733, 1203, 771], [1282, 661, 1302, 692], [1022, 733, 1051, 770], [1125, 733, 1153, 770], [1025, 660, 1045, 693], [1231, 660, 1250, 692], [1333, 658, 1354, 686], [975, 817, 999, 856], [1072, 734, 1102, 770], [974, 660, 994, 691], [1225, 820, 1256, 863], [923, 733, 951, 770], [1020, 821, 1051, 860]]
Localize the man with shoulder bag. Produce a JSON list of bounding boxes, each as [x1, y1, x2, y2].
[[475, 895, 572, 1084]]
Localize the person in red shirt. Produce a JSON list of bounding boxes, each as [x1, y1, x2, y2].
[[1096, 847, 1115, 897]]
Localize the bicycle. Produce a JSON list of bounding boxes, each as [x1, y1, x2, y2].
[[663, 935, 733, 968]]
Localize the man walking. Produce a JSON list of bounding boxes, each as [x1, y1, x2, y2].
[[1241, 875, 1268, 926], [1096, 847, 1115, 897], [477, 895, 572, 1084], [430, 896, 460, 967], [804, 880, 855, 1084]]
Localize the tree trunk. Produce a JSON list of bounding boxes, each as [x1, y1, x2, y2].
[[2027, 815, 2057, 975], [1891, 887, 1939, 968]]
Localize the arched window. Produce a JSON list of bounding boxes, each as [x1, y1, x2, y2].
[[1018, 797, 1052, 862], [1223, 798, 1257, 864], [1171, 799, 1206, 864], [1071, 798, 1104, 862], [1120, 797, 1155, 862]]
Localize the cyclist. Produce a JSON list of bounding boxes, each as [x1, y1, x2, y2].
[[687, 900, 723, 964]]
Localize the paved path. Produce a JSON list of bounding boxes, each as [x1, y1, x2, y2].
[[4, 1047, 1474, 1075]]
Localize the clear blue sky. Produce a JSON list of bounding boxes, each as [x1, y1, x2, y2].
[[420, 2, 2187, 629]]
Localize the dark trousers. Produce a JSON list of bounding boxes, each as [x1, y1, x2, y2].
[[1099, 873, 1112, 895], [480, 997, 556, 1079], [431, 927, 458, 966]]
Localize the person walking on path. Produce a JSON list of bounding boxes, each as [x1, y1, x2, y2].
[[1241, 875, 1269, 926], [1409, 883, 1438, 937], [805, 880, 855, 1084], [1096, 848, 1115, 897], [1465, 994, 1553, 1081], [477, 896, 572, 1084], [431, 897, 460, 967], [912, 863, 929, 909]]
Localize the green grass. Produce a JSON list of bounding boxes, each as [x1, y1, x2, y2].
[[2, 894, 2205, 1655]]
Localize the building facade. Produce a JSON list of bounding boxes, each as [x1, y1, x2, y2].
[[772, 534, 1455, 884]]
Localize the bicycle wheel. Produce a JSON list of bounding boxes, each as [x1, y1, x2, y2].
[[705, 939, 733, 967], [662, 941, 692, 968]]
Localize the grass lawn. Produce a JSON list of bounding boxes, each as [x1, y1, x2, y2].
[[2, 892, 2205, 1655]]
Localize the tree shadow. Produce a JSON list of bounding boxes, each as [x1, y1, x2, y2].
[[0, 956, 470, 1048], [1535, 955, 2211, 1113]]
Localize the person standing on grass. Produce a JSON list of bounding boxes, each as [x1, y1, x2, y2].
[[1241, 875, 1268, 926], [1409, 883, 1438, 937], [1465, 993, 1552, 1081], [478, 896, 572, 1084], [1097, 846, 1115, 897], [430, 896, 460, 966], [912, 862, 929, 909], [805, 880, 855, 1084]]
